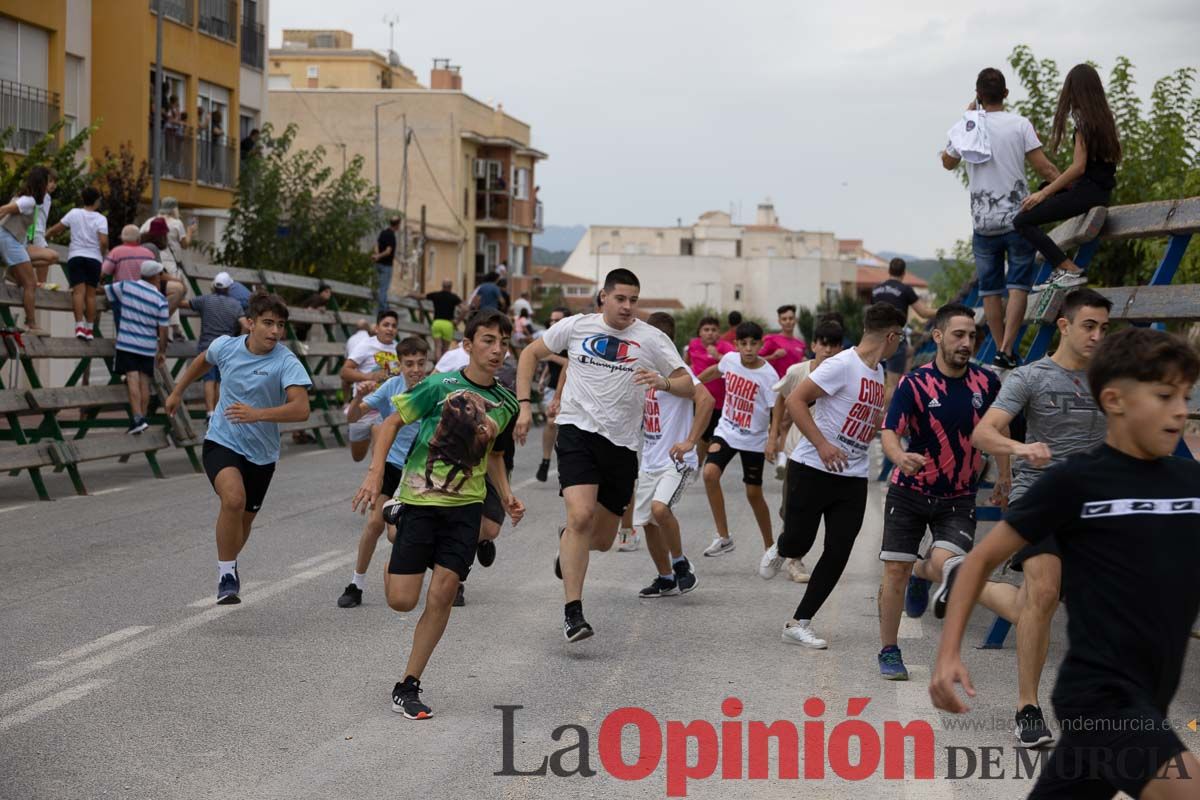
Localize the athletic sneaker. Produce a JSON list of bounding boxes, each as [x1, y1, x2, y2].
[[638, 576, 679, 599], [1014, 705, 1054, 748], [932, 555, 965, 619], [781, 620, 827, 649], [536, 459, 550, 482], [453, 584, 465, 607], [563, 608, 594, 642], [992, 351, 1019, 371], [702, 536, 735, 557], [391, 676, 433, 720], [905, 574, 931, 618], [786, 559, 810, 583], [74, 323, 88, 340], [553, 525, 564, 580], [126, 416, 149, 435], [382, 498, 404, 526], [758, 544, 784, 580], [216, 571, 241, 605], [616, 528, 640, 552], [1033, 268, 1088, 291], [673, 558, 698, 593], [83, 324, 94, 342], [477, 539, 496, 568], [878, 645, 909, 681], [337, 583, 363, 608]]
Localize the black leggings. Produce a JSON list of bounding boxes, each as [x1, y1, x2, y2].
[[1012, 180, 1111, 268], [776, 461, 868, 621]]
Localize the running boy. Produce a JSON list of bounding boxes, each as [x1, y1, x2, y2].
[[340, 309, 401, 462], [337, 335, 428, 608], [694, 320, 778, 560], [165, 293, 313, 604], [931, 327, 1200, 799], [635, 312, 714, 599], [351, 309, 523, 720]]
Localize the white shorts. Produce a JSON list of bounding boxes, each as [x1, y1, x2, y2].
[[348, 410, 382, 442], [632, 465, 695, 527]]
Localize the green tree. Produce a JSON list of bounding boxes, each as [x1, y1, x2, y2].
[[928, 240, 977, 305], [535, 285, 566, 326], [95, 143, 150, 237], [215, 123, 379, 297], [671, 304, 721, 350], [0, 120, 100, 226]]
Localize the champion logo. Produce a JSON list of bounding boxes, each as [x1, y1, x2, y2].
[[965, 120, 976, 131], [927, 397, 941, 408], [580, 334, 640, 364]]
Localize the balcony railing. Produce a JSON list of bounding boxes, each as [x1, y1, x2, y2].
[[198, 0, 237, 42], [152, 121, 195, 182], [240, 20, 264, 69], [534, 201, 544, 232], [151, 0, 194, 25], [197, 134, 237, 189], [0, 80, 60, 153]]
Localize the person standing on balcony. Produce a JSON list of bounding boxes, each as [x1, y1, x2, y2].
[[0, 166, 51, 335], [371, 217, 400, 313], [240, 129, 260, 162], [210, 110, 226, 184]]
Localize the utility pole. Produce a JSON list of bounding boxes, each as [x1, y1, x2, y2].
[[151, 0, 164, 211], [400, 119, 411, 273], [418, 205, 427, 294]]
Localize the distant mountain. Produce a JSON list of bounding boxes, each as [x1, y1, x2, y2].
[[875, 250, 925, 263], [535, 225, 586, 253], [533, 247, 571, 268]]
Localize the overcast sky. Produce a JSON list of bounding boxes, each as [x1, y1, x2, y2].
[[271, 1, 1199, 257]]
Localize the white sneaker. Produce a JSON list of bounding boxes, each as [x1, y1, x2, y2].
[[781, 621, 827, 649], [786, 559, 810, 583], [616, 528, 640, 552], [758, 544, 784, 579], [702, 536, 735, 557]]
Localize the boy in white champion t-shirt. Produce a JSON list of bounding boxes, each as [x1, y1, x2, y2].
[[695, 321, 779, 560], [633, 312, 715, 599]]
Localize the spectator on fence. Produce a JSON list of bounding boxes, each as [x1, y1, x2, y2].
[[293, 281, 332, 342], [511, 291, 533, 318], [340, 310, 402, 462], [942, 68, 1060, 372], [138, 217, 186, 319], [425, 279, 462, 360], [497, 277, 512, 313], [469, 272, 503, 312], [371, 217, 400, 313], [103, 226, 157, 283], [46, 186, 108, 341], [180, 271, 247, 420], [1013, 64, 1121, 292], [0, 166, 52, 335], [140, 197, 196, 271], [26, 167, 59, 289], [105, 260, 170, 435]]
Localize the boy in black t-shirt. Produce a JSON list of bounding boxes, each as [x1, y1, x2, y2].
[[931, 327, 1200, 799]]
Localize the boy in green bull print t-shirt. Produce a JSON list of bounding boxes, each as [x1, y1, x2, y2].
[[352, 310, 524, 721]]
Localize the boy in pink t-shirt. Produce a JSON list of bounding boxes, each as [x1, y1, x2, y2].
[[760, 304, 808, 378], [685, 314, 733, 464]]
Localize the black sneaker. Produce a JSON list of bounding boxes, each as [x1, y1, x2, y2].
[[126, 416, 150, 435], [563, 608, 594, 642], [536, 460, 550, 482], [391, 676, 433, 720], [992, 351, 1019, 371], [453, 584, 465, 607], [673, 558, 698, 594], [932, 555, 964, 619], [638, 576, 680, 599], [337, 583, 362, 608], [1014, 705, 1054, 748], [477, 539, 496, 568], [216, 570, 241, 605]]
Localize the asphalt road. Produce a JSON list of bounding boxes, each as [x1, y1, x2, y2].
[[1, 436, 1197, 799]]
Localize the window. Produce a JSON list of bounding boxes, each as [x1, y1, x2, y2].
[[0, 18, 49, 89], [509, 244, 525, 275], [766, 247, 777, 257], [239, 110, 256, 141], [485, 242, 500, 271], [64, 55, 83, 139], [197, 81, 230, 138], [306, 65, 319, 79], [734, 284, 743, 301], [514, 167, 529, 200], [680, 239, 694, 256], [735, 241, 743, 258]]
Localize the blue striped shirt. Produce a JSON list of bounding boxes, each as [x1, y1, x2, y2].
[[104, 279, 169, 356]]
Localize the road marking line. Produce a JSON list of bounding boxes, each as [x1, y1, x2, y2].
[[67, 486, 128, 499], [186, 580, 265, 608], [513, 470, 556, 491], [34, 626, 153, 669], [0, 554, 356, 716], [0, 504, 29, 514], [289, 550, 344, 570], [0, 679, 113, 732]]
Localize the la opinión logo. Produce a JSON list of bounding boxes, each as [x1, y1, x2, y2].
[[495, 696, 935, 797]]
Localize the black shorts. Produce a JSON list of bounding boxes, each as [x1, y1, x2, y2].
[[704, 436, 765, 486], [701, 409, 720, 442], [1028, 705, 1186, 799], [381, 462, 404, 499], [202, 440, 277, 513], [555, 424, 638, 516], [114, 349, 156, 377], [387, 502, 481, 581], [482, 478, 504, 525], [879, 483, 976, 562], [1010, 533, 1061, 571], [66, 256, 101, 288]]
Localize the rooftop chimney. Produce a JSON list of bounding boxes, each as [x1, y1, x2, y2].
[[755, 198, 778, 227], [431, 58, 463, 90]]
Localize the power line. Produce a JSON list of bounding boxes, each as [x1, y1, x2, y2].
[[409, 129, 466, 233]]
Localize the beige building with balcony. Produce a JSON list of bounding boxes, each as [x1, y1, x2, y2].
[[268, 29, 421, 91], [269, 41, 546, 297], [559, 201, 860, 322]]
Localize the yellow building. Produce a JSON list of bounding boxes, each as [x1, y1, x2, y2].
[[268, 29, 422, 91], [0, 0, 269, 216], [270, 45, 546, 297]]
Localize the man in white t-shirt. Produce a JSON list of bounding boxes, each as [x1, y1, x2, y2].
[[694, 321, 778, 561], [942, 67, 1060, 371], [634, 312, 714, 599], [339, 310, 401, 461], [765, 303, 907, 649], [765, 317, 846, 582], [515, 268, 693, 643], [433, 338, 470, 374]]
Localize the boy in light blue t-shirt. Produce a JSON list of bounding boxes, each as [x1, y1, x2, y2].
[[166, 293, 312, 605], [337, 336, 428, 609]]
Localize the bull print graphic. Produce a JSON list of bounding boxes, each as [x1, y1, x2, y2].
[[419, 390, 502, 494]]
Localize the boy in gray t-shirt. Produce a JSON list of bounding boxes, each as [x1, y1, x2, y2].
[[960, 288, 1112, 748]]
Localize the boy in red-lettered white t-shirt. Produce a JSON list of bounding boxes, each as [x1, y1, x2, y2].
[[695, 321, 778, 560]]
